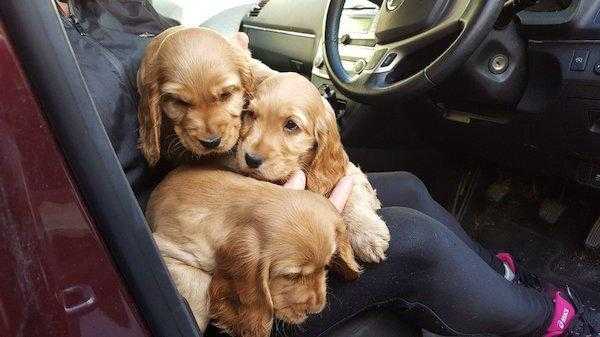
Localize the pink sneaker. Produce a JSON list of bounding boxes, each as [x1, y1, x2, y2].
[[544, 290, 576, 337], [496, 252, 517, 274], [496, 252, 542, 290]]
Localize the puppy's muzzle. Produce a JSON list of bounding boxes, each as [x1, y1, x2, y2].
[[199, 136, 221, 149], [245, 153, 263, 169]]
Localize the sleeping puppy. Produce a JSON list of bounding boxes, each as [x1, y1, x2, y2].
[[147, 166, 360, 337], [235, 72, 390, 263], [137, 26, 253, 166]]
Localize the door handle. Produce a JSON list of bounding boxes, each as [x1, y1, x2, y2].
[[61, 284, 96, 314]]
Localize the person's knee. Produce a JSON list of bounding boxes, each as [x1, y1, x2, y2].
[[380, 207, 452, 259], [395, 172, 429, 200]]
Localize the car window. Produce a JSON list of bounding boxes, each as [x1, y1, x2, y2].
[[152, 0, 255, 26]]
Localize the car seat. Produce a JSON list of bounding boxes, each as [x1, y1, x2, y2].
[[0, 1, 421, 336]]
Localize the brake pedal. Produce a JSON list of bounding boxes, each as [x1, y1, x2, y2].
[[539, 199, 567, 224], [585, 216, 600, 249]]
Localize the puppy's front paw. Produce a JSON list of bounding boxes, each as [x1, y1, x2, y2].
[[342, 164, 390, 264], [348, 217, 390, 264]]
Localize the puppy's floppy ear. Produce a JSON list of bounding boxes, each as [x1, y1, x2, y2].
[[331, 220, 361, 281], [306, 98, 350, 195], [230, 40, 256, 98], [209, 226, 273, 337], [137, 37, 163, 167]]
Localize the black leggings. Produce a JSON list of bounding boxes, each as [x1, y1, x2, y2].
[[278, 172, 553, 337]]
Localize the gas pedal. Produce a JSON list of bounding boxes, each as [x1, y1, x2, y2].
[[585, 216, 600, 249], [539, 199, 567, 224]]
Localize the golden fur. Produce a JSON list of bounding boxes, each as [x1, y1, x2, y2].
[[137, 26, 253, 166], [235, 73, 391, 262], [147, 166, 360, 337]]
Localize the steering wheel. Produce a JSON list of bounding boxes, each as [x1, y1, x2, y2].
[[323, 0, 505, 103]]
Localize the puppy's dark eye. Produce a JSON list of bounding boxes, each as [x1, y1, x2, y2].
[[284, 273, 302, 281], [219, 91, 232, 101], [284, 120, 299, 132], [177, 99, 192, 107], [168, 95, 191, 107]]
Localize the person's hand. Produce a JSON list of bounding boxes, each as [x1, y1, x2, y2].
[[283, 170, 353, 212], [230, 32, 249, 50]]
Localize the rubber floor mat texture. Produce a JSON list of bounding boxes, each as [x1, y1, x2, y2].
[[462, 175, 600, 305]]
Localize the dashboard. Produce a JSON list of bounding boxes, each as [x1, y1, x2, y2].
[[241, 0, 378, 78], [241, 0, 326, 74], [241, 0, 600, 189]]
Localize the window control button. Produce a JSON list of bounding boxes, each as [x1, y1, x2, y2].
[[594, 63, 600, 75], [571, 49, 589, 71]]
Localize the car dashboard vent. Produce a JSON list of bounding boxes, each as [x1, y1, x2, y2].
[[249, 0, 270, 17]]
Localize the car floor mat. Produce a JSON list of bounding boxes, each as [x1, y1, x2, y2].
[[462, 174, 600, 305]]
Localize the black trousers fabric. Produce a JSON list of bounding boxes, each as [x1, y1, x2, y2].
[[275, 172, 552, 337], [367, 171, 506, 275]]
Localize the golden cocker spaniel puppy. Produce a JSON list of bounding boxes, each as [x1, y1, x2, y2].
[[147, 166, 360, 337], [235, 72, 391, 263], [137, 27, 253, 166]]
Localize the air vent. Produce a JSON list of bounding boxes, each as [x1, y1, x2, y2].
[[249, 0, 270, 17]]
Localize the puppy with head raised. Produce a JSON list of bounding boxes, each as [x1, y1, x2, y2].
[[236, 72, 390, 263], [137, 27, 253, 166], [147, 166, 360, 337]]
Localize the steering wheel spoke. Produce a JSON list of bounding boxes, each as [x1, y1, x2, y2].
[[370, 19, 463, 76], [346, 66, 388, 92], [380, 20, 462, 59]]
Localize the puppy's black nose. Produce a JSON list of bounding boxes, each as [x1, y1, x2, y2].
[[199, 137, 221, 149], [245, 153, 263, 169]]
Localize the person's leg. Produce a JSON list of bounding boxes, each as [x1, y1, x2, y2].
[[275, 207, 553, 337], [367, 171, 474, 242], [367, 171, 506, 274]]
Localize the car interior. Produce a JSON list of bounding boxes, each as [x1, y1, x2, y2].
[[1, 0, 599, 336]]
